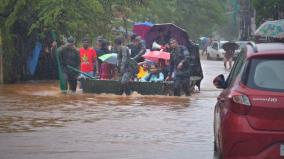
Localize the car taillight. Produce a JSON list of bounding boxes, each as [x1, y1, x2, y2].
[[229, 92, 251, 115]]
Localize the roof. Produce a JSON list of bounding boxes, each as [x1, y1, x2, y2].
[[247, 43, 284, 58], [134, 22, 154, 27], [235, 41, 249, 44], [212, 40, 228, 43]]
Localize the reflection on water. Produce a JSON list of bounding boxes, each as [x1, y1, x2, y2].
[[0, 60, 228, 159]]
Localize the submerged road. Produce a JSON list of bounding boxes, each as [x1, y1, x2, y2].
[[0, 59, 229, 159]]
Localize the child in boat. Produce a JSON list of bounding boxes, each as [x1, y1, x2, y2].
[[136, 61, 149, 81], [141, 63, 164, 82], [158, 59, 169, 80], [111, 66, 119, 80]]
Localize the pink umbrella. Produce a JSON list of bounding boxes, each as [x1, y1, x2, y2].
[[142, 50, 170, 62]]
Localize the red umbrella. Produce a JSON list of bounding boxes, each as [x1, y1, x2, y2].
[[142, 50, 170, 62], [132, 22, 154, 40]]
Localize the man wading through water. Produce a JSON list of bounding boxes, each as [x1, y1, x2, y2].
[[113, 36, 133, 95], [166, 38, 191, 96], [59, 37, 80, 92]]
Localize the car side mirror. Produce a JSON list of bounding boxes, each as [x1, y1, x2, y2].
[[213, 74, 226, 89]]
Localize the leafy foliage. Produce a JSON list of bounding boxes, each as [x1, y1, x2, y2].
[[176, 0, 227, 38], [0, 0, 142, 82], [252, 0, 284, 25], [0, 0, 226, 82], [129, 0, 227, 39]]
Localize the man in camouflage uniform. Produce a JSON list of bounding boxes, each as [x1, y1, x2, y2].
[[167, 38, 191, 96], [59, 37, 80, 92], [113, 36, 133, 95]]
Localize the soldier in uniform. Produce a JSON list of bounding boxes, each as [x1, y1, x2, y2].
[[59, 37, 80, 92], [167, 38, 191, 96], [113, 36, 133, 95]]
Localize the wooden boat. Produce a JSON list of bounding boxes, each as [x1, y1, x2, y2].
[[56, 23, 204, 95], [80, 76, 202, 95], [79, 27, 203, 96]]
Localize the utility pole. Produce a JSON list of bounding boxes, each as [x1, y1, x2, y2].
[[0, 35, 3, 84], [239, 0, 252, 40]]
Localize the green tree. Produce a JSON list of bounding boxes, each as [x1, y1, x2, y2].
[[0, 0, 227, 83], [0, 0, 144, 83], [252, 0, 284, 25], [129, 0, 227, 39], [175, 0, 227, 39]]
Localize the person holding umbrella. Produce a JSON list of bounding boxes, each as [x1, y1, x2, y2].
[[224, 49, 234, 69], [97, 53, 119, 80], [222, 42, 238, 69], [95, 37, 110, 73]]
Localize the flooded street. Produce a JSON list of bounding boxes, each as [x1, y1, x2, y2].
[[0, 59, 229, 159]]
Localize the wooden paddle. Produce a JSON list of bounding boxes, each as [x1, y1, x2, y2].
[[67, 65, 96, 79], [55, 47, 67, 93]]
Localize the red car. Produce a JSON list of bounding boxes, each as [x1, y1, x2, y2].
[[213, 42, 284, 159]]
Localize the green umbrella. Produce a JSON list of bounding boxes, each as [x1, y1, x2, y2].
[[255, 19, 284, 38], [98, 53, 138, 70], [55, 47, 67, 93], [98, 53, 118, 65]]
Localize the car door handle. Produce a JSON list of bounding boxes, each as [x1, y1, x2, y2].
[[217, 97, 225, 103]]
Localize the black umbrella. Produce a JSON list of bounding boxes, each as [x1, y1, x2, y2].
[[222, 42, 239, 51], [145, 23, 191, 49]]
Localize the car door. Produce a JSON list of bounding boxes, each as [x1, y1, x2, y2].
[[207, 42, 214, 57], [211, 42, 218, 58], [215, 50, 246, 152], [217, 42, 221, 58]]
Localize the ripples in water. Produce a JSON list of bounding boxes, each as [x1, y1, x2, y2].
[[0, 82, 198, 133], [0, 59, 225, 158]]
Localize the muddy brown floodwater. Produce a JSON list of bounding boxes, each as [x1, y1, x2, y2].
[[0, 59, 229, 159]]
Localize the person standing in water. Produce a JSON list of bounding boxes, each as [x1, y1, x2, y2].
[[167, 38, 191, 96], [59, 37, 80, 92], [224, 48, 234, 69], [113, 36, 133, 95]]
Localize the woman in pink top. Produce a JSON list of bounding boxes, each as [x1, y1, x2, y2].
[[99, 62, 114, 80]]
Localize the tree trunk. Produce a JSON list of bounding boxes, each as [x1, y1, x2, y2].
[[0, 53, 3, 84], [0, 34, 2, 84], [123, 17, 128, 39]]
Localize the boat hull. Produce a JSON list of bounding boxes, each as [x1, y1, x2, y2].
[[81, 76, 201, 95]]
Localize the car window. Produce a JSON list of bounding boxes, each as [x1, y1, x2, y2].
[[239, 43, 247, 48], [220, 42, 226, 49], [245, 58, 284, 92], [212, 43, 218, 50], [226, 48, 246, 87], [236, 42, 247, 49]]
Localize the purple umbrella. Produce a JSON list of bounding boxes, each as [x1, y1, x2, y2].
[[145, 23, 191, 49]]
